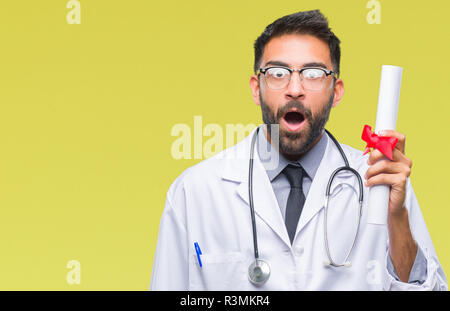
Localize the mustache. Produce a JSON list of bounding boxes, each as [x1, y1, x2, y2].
[[276, 100, 312, 121]]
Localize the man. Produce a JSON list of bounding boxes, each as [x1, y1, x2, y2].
[[150, 10, 447, 290]]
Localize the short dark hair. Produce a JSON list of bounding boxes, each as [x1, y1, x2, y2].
[[253, 10, 341, 77]]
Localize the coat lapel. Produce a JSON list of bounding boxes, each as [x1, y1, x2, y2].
[[294, 134, 357, 237], [221, 128, 291, 248], [237, 156, 291, 247]]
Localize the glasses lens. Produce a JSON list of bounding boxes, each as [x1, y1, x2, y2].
[[265, 67, 290, 89], [301, 68, 326, 91]]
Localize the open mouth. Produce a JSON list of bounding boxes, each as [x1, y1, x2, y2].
[[281, 110, 306, 132]]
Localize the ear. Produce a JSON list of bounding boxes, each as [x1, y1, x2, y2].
[[249, 74, 262, 106], [331, 78, 344, 108]]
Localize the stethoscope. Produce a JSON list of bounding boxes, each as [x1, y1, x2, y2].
[[247, 126, 364, 286]]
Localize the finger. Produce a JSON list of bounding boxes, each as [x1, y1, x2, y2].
[[365, 160, 411, 180], [368, 148, 383, 165], [365, 172, 408, 188], [367, 147, 410, 165], [378, 130, 406, 153]]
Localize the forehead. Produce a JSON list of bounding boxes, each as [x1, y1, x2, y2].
[[262, 34, 332, 69]]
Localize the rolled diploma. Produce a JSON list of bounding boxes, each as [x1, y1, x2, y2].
[[367, 65, 403, 224]]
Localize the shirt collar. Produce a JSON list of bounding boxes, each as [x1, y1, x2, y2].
[[257, 125, 328, 182]]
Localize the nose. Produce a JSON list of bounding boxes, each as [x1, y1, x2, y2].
[[285, 71, 305, 99]]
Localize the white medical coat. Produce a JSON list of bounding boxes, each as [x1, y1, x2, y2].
[[150, 127, 447, 290]]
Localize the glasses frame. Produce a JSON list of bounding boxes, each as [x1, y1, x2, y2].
[[258, 66, 337, 91]]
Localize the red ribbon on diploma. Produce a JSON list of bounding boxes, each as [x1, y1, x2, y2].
[[361, 125, 398, 160]]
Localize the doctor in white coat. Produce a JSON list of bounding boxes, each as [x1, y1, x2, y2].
[[150, 10, 447, 291]]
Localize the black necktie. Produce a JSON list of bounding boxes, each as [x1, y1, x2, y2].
[[283, 164, 306, 245]]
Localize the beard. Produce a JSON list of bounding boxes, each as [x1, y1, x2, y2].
[[260, 92, 334, 159]]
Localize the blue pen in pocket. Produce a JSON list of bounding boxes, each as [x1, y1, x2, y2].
[[194, 242, 202, 268]]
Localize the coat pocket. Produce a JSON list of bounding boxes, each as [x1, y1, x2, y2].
[[188, 252, 246, 290]]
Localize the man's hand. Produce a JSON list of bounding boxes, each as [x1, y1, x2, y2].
[[363, 130, 417, 283], [364, 130, 412, 215]]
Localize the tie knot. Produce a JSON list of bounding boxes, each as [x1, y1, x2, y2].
[[283, 164, 304, 188]]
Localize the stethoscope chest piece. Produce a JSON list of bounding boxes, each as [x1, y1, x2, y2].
[[248, 259, 270, 286]]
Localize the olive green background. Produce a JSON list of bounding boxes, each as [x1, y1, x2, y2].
[[0, 0, 448, 289]]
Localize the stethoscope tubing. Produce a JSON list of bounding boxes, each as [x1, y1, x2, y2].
[[248, 127, 260, 260]]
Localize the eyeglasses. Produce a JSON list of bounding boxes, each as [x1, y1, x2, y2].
[[259, 66, 337, 91]]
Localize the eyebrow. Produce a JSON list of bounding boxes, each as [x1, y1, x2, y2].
[[263, 60, 329, 70]]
